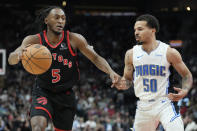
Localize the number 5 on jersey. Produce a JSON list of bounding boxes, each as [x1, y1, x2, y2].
[[143, 78, 157, 92], [52, 69, 61, 83]]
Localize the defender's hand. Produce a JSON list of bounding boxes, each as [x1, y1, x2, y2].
[[115, 77, 130, 90], [112, 77, 131, 90], [168, 87, 188, 101]]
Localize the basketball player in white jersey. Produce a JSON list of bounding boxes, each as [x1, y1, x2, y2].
[[113, 14, 193, 131]]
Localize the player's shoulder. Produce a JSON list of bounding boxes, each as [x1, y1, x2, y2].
[[68, 31, 88, 49], [167, 46, 180, 56], [23, 34, 40, 44], [132, 44, 142, 51], [125, 48, 134, 63], [69, 32, 85, 41], [126, 48, 133, 53], [159, 41, 170, 48], [125, 48, 133, 57], [166, 46, 182, 63]]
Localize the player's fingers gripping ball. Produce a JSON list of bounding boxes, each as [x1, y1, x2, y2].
[[22, 44, 52, 75]]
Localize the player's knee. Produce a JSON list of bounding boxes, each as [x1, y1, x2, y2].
[[31, 116, 47, 131]]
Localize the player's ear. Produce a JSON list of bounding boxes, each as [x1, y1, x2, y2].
[[152, 28, 156, 33], [44, 18, 48, 25]]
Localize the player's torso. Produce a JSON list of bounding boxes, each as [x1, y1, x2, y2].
[[36, 30, 79, 90], [133, 41, 170, 100]]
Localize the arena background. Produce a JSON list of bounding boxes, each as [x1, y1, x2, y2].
[[0, 0, 197, 130]]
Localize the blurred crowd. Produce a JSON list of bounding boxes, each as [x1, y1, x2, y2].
[[0, 6, 197, 131]]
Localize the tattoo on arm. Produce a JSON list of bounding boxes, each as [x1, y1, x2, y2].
[[124, 50, 133, 88], [182, 74, 193, 91], [126, 79, 133, 88], [124, 64, 133, 88]]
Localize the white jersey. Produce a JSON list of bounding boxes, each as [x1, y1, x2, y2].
[[133, 41, 170, 101]]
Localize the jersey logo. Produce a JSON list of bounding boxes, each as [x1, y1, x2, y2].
[[137, 55, 143, 59], [37, 97, 47, 105], [135, 64, 166, 77], [60, 42, 68, 50], [52, 53, 73, 68], [155, 54, 162, 57]]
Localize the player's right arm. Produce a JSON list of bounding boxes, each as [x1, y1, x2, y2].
[[8, 35, 39, 65], [115, 49, 134, 90], [167, 47, 193, 101]]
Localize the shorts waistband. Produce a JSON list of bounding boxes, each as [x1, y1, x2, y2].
[[139, 96, 169, 103], [35, 85, 73, 94], [140, 99, 156, 102]]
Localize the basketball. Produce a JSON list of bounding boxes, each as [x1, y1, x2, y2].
[[22, 44, 52, 75]]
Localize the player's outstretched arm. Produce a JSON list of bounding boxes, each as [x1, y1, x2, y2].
[[8, 35, 39, 65], [115, 49, 134, 90], [167, 47, 193, 101], [69, 32, 120, 83]]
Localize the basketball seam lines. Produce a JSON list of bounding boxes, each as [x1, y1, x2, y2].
[[23, 52, 35, 74], [29, 49, 49, 71], [22, 47, 45, 67], [22, 52, 33, 67], [28, 49, 48, 71], [30, 47, 51, 59], [22, 45, 51, 74]]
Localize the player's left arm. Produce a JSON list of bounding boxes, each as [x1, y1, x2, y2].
[[167, 47, 193, 101], [69, 32, 120, 84], [115, 49, 134, 90]]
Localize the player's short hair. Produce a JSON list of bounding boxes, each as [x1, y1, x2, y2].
[[136, 14, 160, 33], [35, 6, 65, 31]]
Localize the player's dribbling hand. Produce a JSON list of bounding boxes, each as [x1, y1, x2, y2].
[[168, 87, 188, 101], [9, 50, 24, 65], [20, 44, 32, 59], [16, 47, 28, 61], [18, 44, 33, 60], [9, 45, 30, 65]]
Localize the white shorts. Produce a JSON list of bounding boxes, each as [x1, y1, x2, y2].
[[133, 97, 184, 131]]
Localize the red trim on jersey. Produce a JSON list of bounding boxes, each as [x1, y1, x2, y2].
[[54, 127, 71, 131], [43, 30, 64, 48], [66, 30, 76, 56], [36, 34, 42, 44], [35, 107, 52, 119]]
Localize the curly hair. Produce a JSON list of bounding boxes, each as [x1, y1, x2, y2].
[[35, 6, 66, 31]]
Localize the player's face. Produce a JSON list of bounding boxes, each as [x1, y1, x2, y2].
[[134, 21, 154, 43], [45, 8, 66, 34]]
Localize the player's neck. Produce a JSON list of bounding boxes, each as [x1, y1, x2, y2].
[[142, 39, 158, 54], [46, 30, 62, 46]]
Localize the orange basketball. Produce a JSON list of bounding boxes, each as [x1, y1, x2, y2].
[[22, 44, 52, 75]]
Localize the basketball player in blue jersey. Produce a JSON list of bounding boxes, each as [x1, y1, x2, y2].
[[8, 6, 119, 131], [113, 14, 193, 131]]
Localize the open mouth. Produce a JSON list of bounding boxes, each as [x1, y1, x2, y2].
[[135, 37, 140, 40], [56, 25, 63, 30]]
